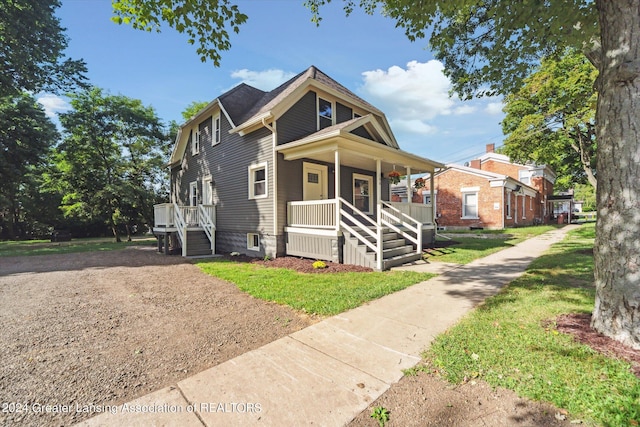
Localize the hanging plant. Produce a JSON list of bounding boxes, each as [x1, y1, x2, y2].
[[388, 170, 401, 184], [414, 177, 425, 189]]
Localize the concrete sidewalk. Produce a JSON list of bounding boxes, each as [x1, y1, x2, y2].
[[78, 225, 576, 427]]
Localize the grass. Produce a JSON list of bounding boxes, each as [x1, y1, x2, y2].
[[417, 223, 640, 426], [425, 225, 559, 264], [0, 236, 156, 257], [195, 259, 435, 316]]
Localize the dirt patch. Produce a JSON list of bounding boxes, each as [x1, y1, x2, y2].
[[348, 371, 572, 427], [556, 312, 640, 377], [220, 253, 373, 274], [0, 247, 316, 426]]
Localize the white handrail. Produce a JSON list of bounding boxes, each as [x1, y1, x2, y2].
[[380, 201, 422, 254], [198, 204, 216, 253], [173, 202, 187, 256], [338, 197, 381, 262]]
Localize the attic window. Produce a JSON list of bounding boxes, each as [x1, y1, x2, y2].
[[318, 98, 333, 130], [212, 113, 221, 145]]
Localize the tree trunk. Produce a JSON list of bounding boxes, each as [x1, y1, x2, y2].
[[591, 0, 640, 349]]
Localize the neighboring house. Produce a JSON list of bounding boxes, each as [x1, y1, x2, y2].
[[153, 66, 445, 270], [395, 144, 556, 230]]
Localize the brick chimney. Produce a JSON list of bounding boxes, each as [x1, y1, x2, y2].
[[486, 143, 495, 153], [469, 159, 481, 169]]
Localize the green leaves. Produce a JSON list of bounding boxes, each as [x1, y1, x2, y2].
[[0, 0, 87, 97], [57, 87, 168, 240], [112, 0, 248, 66], [501, 51, 597, 189]]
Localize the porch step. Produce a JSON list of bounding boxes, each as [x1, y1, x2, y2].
[[383, 252, 422, 270], [183, 229, 213, 256]]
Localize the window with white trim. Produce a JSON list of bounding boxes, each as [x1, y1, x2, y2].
[[353, 174, 373, 214], [522, 195, 526, 219], [189, 181, 198, 206], [213, 113, 221, 145], [191, 130, 200, 155], [247, 233, 260, 251], [462, 192, 478, 218], [318, 97, 333, 130], [248, 163, 268, 199], [519, 170, 531, 185], [505, 190, 512, 218]]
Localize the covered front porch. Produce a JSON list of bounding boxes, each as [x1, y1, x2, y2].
[[277, 124, 444, 270]]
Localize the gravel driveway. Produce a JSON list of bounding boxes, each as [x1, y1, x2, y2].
[[0, 247, 314, 426]]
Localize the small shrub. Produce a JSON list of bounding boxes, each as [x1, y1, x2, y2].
[[370, 406, 390, 426], [312, 260, 327, 269]]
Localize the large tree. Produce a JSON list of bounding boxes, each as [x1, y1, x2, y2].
[[0, 93, 58, 239], [58, 87, 166, 241], [0, 0, 86, 97], [112, 0, 640, 349], [501, 51, 597, 190]]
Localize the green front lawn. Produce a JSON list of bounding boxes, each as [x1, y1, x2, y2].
[[425, 225, 559, 264], [0, 236, 155, 257], [419, 223, 640, 426], [195, 259, 435, 316]]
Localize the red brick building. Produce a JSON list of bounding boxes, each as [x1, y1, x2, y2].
[[427, 144, 556, 230]]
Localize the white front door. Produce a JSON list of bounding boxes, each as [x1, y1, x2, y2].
[[202, 177, 213, 205], [303, 162, 328, 201]]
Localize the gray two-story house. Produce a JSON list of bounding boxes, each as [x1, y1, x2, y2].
[[153, 66, 445, 270]]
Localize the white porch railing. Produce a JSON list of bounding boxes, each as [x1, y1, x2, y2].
[[286, 199, 429, 270], [153, 203, 216, 256], [198, 204, 216, 252], [380, 201, 422, 255], [180, 206, 199, 226], [383, 201, 433, 224], [287, 199, 337, 229], [173, 203, 188, 256], [154, 203, 175, 227]]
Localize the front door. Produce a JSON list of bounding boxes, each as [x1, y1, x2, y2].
[[303, 162, 328, 200], [202, 177, 213, 205]]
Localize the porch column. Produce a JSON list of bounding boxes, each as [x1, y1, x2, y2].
[[406, 166, 412, 203], [334, 150, 341, 229], [430, 170, 435, 224], [376, 158, 382, 215]]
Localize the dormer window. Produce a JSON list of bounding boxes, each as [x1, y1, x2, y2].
[[318, 98, 333, 130]]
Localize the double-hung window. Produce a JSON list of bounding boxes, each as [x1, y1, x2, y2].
[[353, 174, 373, 214], [461, 187, 479, 219], [505, 190, 512, 218], [318, 97, 333, 130], [248, 163, 268, 199]]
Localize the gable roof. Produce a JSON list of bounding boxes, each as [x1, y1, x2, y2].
[[436, 164, 537, 196], [170, 65, 400, 166]]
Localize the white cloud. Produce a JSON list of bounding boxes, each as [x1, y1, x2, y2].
[[37, 94, 70, 119], [390, 119, 437, 135], [453, 105, 477, 115], [485, 101, 504, 115], [230, 68, 296, 91], [360, 60, 454, 121]]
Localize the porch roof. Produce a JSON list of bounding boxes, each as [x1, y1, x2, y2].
[[276, 117, 445, 175]]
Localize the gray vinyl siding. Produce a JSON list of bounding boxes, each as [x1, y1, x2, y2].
[[198, 116, 213, 146], [352, 125, 373, 140], [174, 113, 276, 253], [336, 102, 352, 123], [277, 91, 317, 145]]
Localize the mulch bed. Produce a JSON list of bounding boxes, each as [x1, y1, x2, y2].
[[219, 254, 373, 274], [556, 313, 640, 377]]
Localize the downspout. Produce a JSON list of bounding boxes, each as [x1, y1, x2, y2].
[[262, 118, 278, 240], [501, 185, 505, 230]]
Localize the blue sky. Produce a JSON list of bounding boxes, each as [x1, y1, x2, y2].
[[41, 0, 506, 164]]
